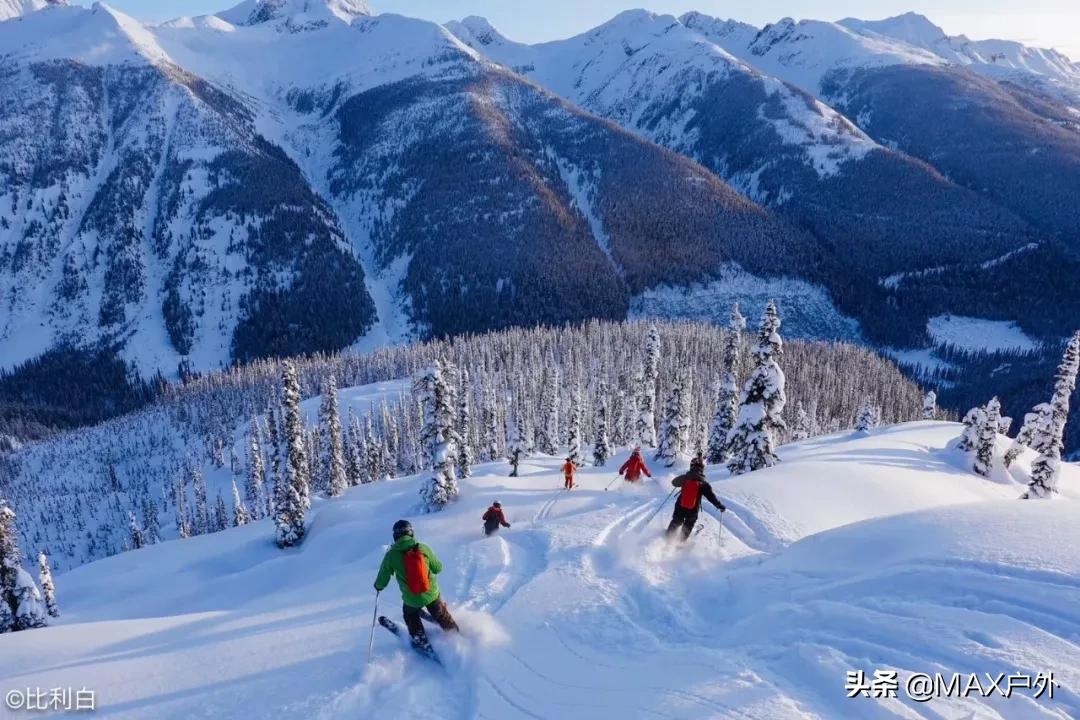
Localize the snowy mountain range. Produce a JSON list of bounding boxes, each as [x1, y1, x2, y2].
[[2, 0, 1080, 426]]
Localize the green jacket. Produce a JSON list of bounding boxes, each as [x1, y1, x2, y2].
[[374, 536, 443, 607]]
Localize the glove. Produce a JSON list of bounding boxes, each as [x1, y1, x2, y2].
[[719, 505, 727, 513], [504, 523, 512, 528]]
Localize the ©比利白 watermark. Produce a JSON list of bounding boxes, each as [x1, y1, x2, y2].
[[5, 687, 96, 713], [846, 670, 1059, 702]]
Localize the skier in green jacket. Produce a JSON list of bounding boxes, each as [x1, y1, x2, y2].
[[374, 520, 459, 650]]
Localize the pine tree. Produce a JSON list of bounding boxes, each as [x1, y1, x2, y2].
[[536, 366, 560, 455], [320, 376, 348, 498], [276, 360, 308, 547], [1004, 404, 1047, 467], [1025, 333, 1080, 499], [791, 401, 812, 441], [0, 501, 46, 632], [364, 414, 381, 482], [957, 407, 984, 452], [727, 301, 787, 475], [456, 369, 474, 479], [141, 494, 161, 544], [129, 512, 147, 549], [37, 553, 58, 618], [175, 476, 190, 540], [854, 398, 877, 433], [192, 468, 210, 535], [921, 391, 937, 420], [707, 305, 744, 464], [214, 493, 229, 532], [593, 378, 611, 466], [974, 397, 1001, 477], [266, 405, 283, 517], [482, 387, 500, 463], [416, 360, 461, 511], [506, 407, 524, 477], [246, 419, 267, 519], [231, 479, 250, 527], [637, 327, 662, 447], [566, 385, 583, 466], [656, 375, 690, 467]]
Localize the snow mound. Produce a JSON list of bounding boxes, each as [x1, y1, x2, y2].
[[2, 422, 1077, 718]]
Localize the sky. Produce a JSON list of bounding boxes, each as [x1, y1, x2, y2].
[[77, 0, 1080, 60]]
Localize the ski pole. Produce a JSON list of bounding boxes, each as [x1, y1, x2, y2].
[[603, 475, 621, 491], [642, 487, 678, 527], [717, 511, 724, 547], [366, 590, 380, 666]]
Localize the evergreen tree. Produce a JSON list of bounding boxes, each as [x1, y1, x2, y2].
[[506, 407, 525, 477], [1004, 404, 1047, 467], [854, 398, 877, 433], [265, 406, 283, 516], [566, 385, 583, 466], [175, 476, 190, 539], [416, 360, 461, 511], [344, 408, 364, 485], [320, 376, 348, 498], [482, 387, 500, 463], [656, 375, 690, 467], [246, 419, 267, 519], [192, 468, 210, 535], [791, 401, 812, 441], [364, 414, 381, 482], [276, 360, 308, 547], [974, 397, 1001, 477], [637, 326, 662, 447], [231, 479, 250, 527], [536, 366, 560, 455], [921, 391, 937, 420], [1025, 333, 1080, 499], [727, 301, 787, 475], [708, 305, 744, 464], [957, 407, 984, 452], [128, 512, 146, 549], [214, 493, 229, 532], [457, 369, 474, 479], [37, 553, 59, 619], [141, 494, 161, 544], [0, 501, 46, 632], [593, 378, 611, 467]]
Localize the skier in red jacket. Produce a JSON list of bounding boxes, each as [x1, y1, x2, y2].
[[483, 502, 511, 536], [618, 448, 652, 484], [561, 457, 578, 489], [667, 465, 726, 541]]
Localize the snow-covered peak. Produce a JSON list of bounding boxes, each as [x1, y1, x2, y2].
[[679, 11, 758, 48], [444, 15, 507, 48], [0, 2, 170, 65], [0, 0, 66, 22], [217, 0, 370, 28], [838, 12, 947, 47]]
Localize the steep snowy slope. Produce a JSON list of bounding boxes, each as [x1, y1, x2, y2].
[[0, 0, 64, 22], [2, 423, 1078, 719], [447, 12, 1045, 345], [687, 11, 1080, 245]]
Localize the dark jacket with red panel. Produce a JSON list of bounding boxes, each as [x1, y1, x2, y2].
[[483, 506, 510, 533], [671, 469, 725, 514]]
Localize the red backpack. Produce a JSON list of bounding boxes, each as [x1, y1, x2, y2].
[[679, 477, 702, 510], [403, 545, 431, 594]]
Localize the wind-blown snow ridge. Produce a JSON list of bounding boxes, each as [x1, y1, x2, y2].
[[216, 0, 371, 28], [1, 422, 1077, 718], [0, 2, 170, 65]]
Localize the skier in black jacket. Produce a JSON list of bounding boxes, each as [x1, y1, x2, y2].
[[666, 460, 726, 541]]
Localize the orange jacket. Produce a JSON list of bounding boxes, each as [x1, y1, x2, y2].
[[619, 453, 651, 481], [561, 461, 576, 477]]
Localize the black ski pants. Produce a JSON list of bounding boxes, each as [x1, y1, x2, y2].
[[666, 504, 698, 541], [403, 596, 459, 640]]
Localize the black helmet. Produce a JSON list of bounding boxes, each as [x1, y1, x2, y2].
[[493, 501, 501, 508], [392, 520, 413, 541]]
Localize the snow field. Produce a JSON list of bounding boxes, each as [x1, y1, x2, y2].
[[1, 421, 1078, 719]]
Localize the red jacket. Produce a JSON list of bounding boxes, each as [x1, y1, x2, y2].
[[561, 461, 577, 477], [483, 506, 509, 528], [619, 453, 651, 481]]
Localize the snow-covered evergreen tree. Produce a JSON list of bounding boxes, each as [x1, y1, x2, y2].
[[482, 387, 500, 463], [854, 398, 877, 433], [707, 305, 744, 464], [320, 376, 348, 498], [791, 401, 812, 441], [536, 366, 560, 455], [957, 407, 984, 452], [1004, 404, 1047, 468], [141, 494, 161, 544], [456, 369, 474, 479], [265, 406, 283, 516], [214, 493, 229, 532], [0, 502, 46, 632], [246, 419, 267, 520], [506, 407, 525, 477], [974, 397, 1001, 477], [921, 391, 937, 420], [231, 479, 250, 527], [1025, 333, 1080, 499], [656, 375, 690, 467], [593, 378, 611, 466], [192, 468, 210, 535], [175, 476, 190, 540], [416, 360, 461, 512], [566, 385, 583, 466], [129, 512, 147, 549], [276, 360, 308, 547], [364, 414, 381, 482], [727, 301, 787, 475], [37, 553, 58, 619], [637, 326, 662, 447]]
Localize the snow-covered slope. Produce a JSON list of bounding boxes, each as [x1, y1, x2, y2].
[[3, 422, 1078, 718], [0, 0, 64, 22]]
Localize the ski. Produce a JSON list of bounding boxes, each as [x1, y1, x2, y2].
[[377, 615, 442, 665]]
